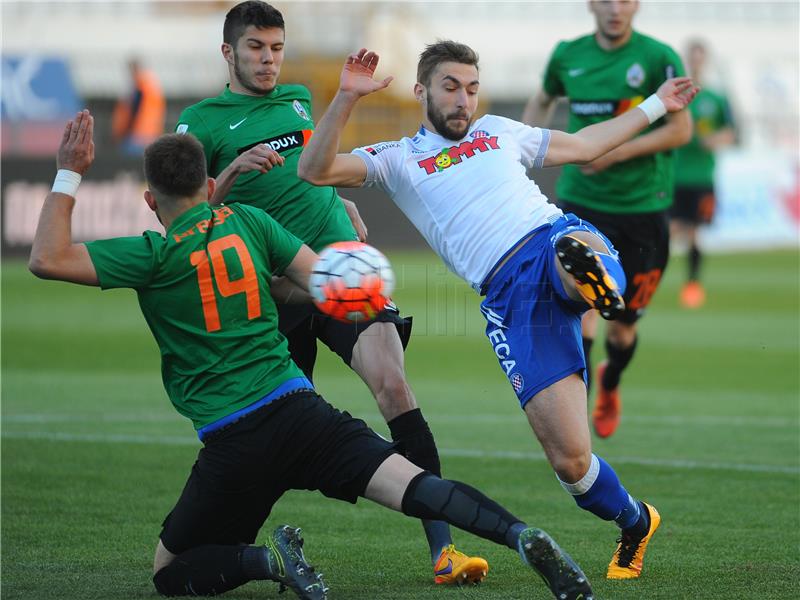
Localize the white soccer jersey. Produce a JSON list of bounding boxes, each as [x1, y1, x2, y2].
[[353, 114, 563, 291]]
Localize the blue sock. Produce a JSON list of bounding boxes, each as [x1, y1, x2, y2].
[[559, 454, 641, 528], [598, 252, 627, 295]]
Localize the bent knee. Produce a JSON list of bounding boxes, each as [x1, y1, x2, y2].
[[551, 452, 593, 484]]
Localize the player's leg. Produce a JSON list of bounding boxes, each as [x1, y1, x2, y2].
[[319, 310, 485, 582], [592, 211, 669, 436], [278, 304, 319, 381], [362, 454, 593, 599], [522, 373, 660, 580], [152, 412, 326, 598]]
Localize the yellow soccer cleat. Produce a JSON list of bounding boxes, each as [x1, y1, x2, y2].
[[556, 235, 625, 320], [433, 545, 489, 585], [607, 502, 661, 580]]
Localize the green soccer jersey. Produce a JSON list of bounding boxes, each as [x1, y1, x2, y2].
[[542, 31, 686, 213], [85, 202, 305, 430], [176, 84, 357, 252], [674, 88, 733, 187]]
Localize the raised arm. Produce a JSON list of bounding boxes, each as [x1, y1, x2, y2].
[[298, 48, 393, 188], [29, 110, 99, 285], [543, 77, 697, 168]]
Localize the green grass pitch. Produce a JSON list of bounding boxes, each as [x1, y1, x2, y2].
[[2, 249, 799, 599]]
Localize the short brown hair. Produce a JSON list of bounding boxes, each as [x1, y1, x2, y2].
[[224, 1, 284, 46], [143, 134, 207, 199], [417, 41, 479, 88]]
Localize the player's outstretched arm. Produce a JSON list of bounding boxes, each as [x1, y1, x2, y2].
[[298, 48, 393, 188], [543, 77, 697, 168], [29, 110, 99, 286]]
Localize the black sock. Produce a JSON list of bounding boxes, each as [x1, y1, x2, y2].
[[153, 545, 269, 597], [623, 502, 651, 539], [388, 409, 451, 560], [602, 336, 638, 391], [582, 336, 594, 392], [401, 472, 527, 551], [688, 244, 701, 282], [387, 408, 441, 476]]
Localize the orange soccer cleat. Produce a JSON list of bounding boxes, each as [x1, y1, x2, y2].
[[592, 360, 621, 438]]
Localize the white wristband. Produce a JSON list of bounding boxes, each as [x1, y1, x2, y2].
[[51, 169, 82, 197], [636, 94, 667, 124]]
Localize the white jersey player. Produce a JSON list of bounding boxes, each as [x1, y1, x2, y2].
[[298, 42, 696, 582]]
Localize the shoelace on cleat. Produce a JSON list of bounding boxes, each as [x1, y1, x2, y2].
[[615, 532, 643, 568]]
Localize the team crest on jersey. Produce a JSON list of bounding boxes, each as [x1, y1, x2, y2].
[[417, 136, 500, 175], [293, 100, 310, 120], [510, 373, 524, 393], [626, 63, 646, 87], [470, 130, 489, 139]]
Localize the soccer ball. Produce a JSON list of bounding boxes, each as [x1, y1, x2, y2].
[[310, 241, 395, 322]]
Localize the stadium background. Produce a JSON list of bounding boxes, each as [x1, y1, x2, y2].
[[2, 2, 799, 599]]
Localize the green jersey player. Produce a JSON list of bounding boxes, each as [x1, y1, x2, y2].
[[28, 111, 597, 600], [523, 0, 691, 439], [173, 1, 486, 582], [672, 40, 736, 309]]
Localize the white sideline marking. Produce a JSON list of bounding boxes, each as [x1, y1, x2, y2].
[[3, 430, 798, 475], [4, 412, 797, 428]]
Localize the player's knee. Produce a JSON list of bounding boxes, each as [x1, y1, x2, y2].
[[606, 321, 636, 347], [551, 451, 592, 484]]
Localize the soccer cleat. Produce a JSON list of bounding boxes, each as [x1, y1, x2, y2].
[[556, 235, 625, 320], [592, 360, 621, 438], [518, 528, 594, 600], [607, 502, 661, 579], [679, 281, 706, 309], [265, 525, 328, 599], [433, 545, 489, 585]]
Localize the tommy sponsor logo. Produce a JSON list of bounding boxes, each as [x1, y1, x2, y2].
[[417, 136, 500, 175], [237, 130, 313, 155]]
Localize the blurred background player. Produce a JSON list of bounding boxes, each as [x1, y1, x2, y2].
[[174, 1, 487, 582], [28, 112, 595, 600], [522, 0, 691, 438], [111, 58, 165, 156], [672, 40, 736, 309]]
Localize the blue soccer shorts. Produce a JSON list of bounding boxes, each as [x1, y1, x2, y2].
[[479, 213, 622, 408]]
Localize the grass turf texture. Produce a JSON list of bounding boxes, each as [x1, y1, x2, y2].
[[3, 250, 799, 599]]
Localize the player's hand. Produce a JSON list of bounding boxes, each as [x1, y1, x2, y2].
[[57, 109, 95, 175], [233, 144, 285, 174], [340, 197, 368, 241], [340, 48, 394, 98], [656, 77, 699, 112]]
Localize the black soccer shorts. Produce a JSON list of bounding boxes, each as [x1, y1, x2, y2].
[[560, 202, 670, 324], [159, 391, 397, 555], [672, 185, 716, 225], [277, 301, 412, 380]]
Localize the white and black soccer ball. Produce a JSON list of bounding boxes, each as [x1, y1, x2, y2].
[[309, 242, 395, 322]]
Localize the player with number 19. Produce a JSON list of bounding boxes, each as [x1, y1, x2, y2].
[[28, 111, 597, 600]]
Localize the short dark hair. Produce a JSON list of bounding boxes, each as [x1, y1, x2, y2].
[[223, 1, 284, 46], [143, 134, 207, 199], [417, 41, 479, 88]]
